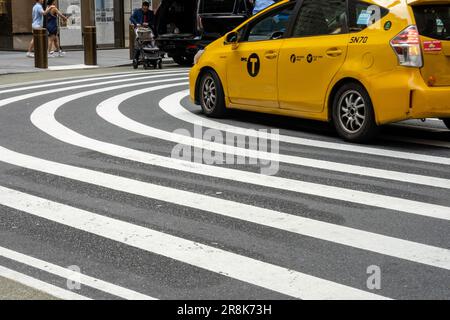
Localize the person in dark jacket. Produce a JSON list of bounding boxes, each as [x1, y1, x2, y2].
[[130, 1, 156, 64], [130, 1, 155, 28]]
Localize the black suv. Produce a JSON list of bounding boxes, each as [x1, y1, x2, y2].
[[155, 0, 252, 66]]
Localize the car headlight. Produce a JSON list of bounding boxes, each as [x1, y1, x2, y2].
[[194, 49, 205, 65]]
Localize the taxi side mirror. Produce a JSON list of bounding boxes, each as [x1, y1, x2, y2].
[[270, 31, 284, 40], [224, 31, 240, 49]]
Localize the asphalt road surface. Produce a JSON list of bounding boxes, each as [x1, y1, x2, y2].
[[0, 67, 449, 300]]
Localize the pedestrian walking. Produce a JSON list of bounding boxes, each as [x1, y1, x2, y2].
[[130, 1, 155, 29], [130, 1, 156, 64], [46, 0, 68, 57], [249, 0, 275, 15], [26, 0, 55, 58]]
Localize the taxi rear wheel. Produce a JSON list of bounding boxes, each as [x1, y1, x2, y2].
[[199, 70, 226, 118], [442, 119, 450, 130], [332, 83, 379, 143]]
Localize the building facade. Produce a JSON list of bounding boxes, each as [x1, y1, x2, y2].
[[0, 0, 161, 50]]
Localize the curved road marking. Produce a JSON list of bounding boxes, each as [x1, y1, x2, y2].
[[0, 71, 189, 108], [3, 72, 448, 163], [0, 186, 388, 300], [27, 82, 450, 270], [0, 265, 89, 300], [96, 87, 450, 189], [0, 70, 140, 90], [0, 69, 190, 92], [0, 246, 155, 300], [162, 90, 450, 165]]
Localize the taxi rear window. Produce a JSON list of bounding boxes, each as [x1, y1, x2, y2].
[[413, 5, 450, 41], [348, 0, 389, 32]]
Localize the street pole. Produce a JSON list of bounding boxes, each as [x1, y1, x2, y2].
[[33, 28, 48, 69], [83, 26, 97, 66], [129, 24, 136, 60]]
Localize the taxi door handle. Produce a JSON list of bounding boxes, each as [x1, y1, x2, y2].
[[326, 48, 343, 57], [264, 51, 278, 60]]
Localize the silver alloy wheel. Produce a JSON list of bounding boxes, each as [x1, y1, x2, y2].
[[201, 76, 217, 112], [337, 90, 366, 134]]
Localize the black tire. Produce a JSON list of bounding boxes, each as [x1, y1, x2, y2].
[[158, 61, 163, 69], [172, 55, 194, 67], [198, 70, 226, 118], [442, 119, 450, 130], [332, 82, 379, 143]]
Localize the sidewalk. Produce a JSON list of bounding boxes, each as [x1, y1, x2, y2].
[[0, 49, 134, 75], [0, 276, 57, 300]]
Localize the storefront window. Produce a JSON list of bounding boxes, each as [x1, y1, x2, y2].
[[59, 0, 82, 46], [96, 0, 115, 45]]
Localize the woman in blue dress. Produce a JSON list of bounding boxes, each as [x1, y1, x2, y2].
[[46, 0, 68, 57]]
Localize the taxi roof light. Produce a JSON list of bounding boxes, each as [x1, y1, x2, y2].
[[390, 25, 423, 68]]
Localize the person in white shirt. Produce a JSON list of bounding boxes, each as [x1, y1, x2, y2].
[[26, 0, 55, 58]]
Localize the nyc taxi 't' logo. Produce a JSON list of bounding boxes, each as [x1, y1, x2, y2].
[[247, 53, 260, 77]]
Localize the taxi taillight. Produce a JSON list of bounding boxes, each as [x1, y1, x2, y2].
[[390, 25, 423, 68]]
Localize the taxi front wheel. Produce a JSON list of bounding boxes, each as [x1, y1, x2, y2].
[[199, 70, 226, 118], [332, 83, 379, 143], [442, 119, 450, 130]]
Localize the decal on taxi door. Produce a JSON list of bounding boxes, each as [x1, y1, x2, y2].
[[246, 53, 260, 77]]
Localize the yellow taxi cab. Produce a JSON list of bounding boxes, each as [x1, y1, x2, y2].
[[190, 0, 450, 142]]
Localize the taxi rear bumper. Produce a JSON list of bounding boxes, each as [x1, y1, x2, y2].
[[367, 69, 450, 124], [410, 85, 450, 119]]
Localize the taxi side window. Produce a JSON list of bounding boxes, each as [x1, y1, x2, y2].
[[348, 1, 389, 32], [292, 0, 347, 37], [245, 5, 294, 42]]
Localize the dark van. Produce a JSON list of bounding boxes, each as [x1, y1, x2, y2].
[[155, 0, 252, 66]]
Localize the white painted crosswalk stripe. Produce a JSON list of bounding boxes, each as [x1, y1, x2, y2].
[[0, 186, 388, 300], [0, 246, 156, 300], [0, 69, 189, 93], [2, 71, 447, 166], [0, 70, 142, 90], [1, 71, 449, 300], [25, 80, 450, 269], [0, 72, 188, 108], [24, 81, 450, 226], [162, 90, 450, 166], [93, 85, 450, 189], [0, 265, 90, 300], [2, 139, 450, 270]]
